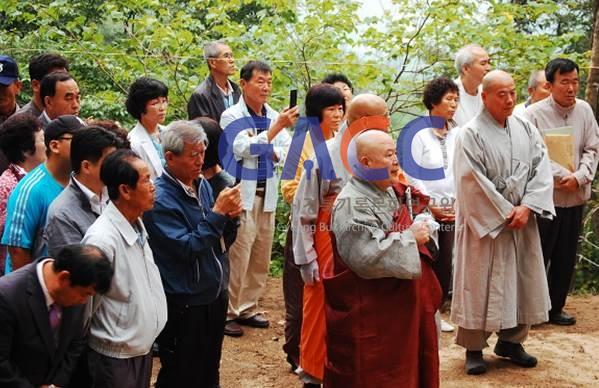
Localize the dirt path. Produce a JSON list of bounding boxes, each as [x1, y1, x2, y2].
[[154, 277, 599, 387]]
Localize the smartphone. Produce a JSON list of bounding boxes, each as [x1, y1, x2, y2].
[[289, 89, 298, 108]]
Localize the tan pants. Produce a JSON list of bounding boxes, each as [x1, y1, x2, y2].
[[227, 196, 275, 320], [456, 324, 530, 351]]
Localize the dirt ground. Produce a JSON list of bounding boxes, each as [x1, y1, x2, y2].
[[152, 277, 599, 387]]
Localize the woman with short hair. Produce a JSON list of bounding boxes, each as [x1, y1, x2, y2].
[[0, 113, 46, 275], [408, 76, 460, 332], [126, 77, 169, 179]]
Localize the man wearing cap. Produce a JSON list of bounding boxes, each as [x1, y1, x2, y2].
[[0, 55, 22, 125], [39, 72, 81, 128], [0, 55, 23, 174], [2, 115, 85, 273]]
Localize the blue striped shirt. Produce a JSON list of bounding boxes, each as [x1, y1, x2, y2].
[[2, 164, 63, 273]]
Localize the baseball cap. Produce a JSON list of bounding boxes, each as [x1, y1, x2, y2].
[[45, 115, 86, 146], [0, 55, 19, 86]]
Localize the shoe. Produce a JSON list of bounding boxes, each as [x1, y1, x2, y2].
[[441, 319, 455, 332], [236, 313, 270, 328], [549, 310, 576, 326], [493, 340, 537, 368], [224, 320, 244, 337], [465, 350, 487, 375]]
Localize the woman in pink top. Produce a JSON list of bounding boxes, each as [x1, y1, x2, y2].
[[0, 113, 46, 275]]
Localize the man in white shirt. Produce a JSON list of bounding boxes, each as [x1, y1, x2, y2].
[[453, 44, 491, 126], [220, 60, 298, 336]]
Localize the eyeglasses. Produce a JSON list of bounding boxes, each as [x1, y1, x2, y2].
[[57, 135, 73, 141]]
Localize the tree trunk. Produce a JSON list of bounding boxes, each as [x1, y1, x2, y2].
[[586, 1, 599, 119]]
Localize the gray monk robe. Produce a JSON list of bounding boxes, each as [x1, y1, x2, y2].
[[451, 109, 555, 333]]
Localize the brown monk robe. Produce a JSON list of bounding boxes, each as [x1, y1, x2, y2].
[[323, 177, 442, 388]]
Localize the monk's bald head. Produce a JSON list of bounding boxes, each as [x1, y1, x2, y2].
[[481, 70, 517, 125], [347, 94, 389, 124], [354, 129, 400, 189], [482, 70, 515, 92], [355, 129, 393, 159]]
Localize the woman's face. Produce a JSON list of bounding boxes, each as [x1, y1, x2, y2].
[[431, 91, 459, 121], [142, 96, 168, 125], [320, 104, 344, 135]]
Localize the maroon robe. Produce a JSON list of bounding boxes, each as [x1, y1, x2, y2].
[[322, 183, 442, 388]]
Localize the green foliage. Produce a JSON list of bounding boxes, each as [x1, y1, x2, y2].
[[1, 0, 597, 289]]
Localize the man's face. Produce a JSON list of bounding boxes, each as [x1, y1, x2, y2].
[[54, 270, 96, 306], [209, 44, 236, 77], [529, 73, 550, 103], [550, 69, 579, 108], [464, 48, 491, 85], [362, 134, 400, 189], [482, 78, 517, 124], [241, 70, 272, 106], [167, 141, 206, 185], [127, 158, 155, 212], [333, 81, 353, 105], [55, 283, 97, 307], [0, 81, 22, 117], [49, 131, 75, 166], [45, 79, 81, 118]]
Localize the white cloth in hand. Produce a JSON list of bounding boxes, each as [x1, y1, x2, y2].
[[414, 213, 440, 248]]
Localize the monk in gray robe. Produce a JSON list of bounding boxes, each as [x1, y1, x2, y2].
[[451, 70, 555, 375]]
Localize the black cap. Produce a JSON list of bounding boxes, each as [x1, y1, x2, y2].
[[45, 115, 86, 146], [0, 55, 19, 86]]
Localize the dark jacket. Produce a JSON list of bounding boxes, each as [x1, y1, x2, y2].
[[143, 170, 236, 305], [187, 74, 241, 121], [0, 262, 87, 387], [44, 176, 101, 257]]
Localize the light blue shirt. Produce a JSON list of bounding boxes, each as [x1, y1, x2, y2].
[[2, 164, 63, 273]]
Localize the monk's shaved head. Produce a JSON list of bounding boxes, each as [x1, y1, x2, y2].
[[355, 129, 393, 159], [347, 94, 388, 124], [482, 70, 517, 125], [482, 70, 514, 92]]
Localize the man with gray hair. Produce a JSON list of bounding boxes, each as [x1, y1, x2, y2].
[[453, 44, 492, 126], [187, 41, 241, 121], [143, 120, 242, 388], [513, 70, 550, 118]]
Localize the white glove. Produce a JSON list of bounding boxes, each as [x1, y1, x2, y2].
[[300, 260, 320, 286]]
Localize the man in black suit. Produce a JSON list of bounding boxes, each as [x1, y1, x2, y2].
[[0, 244, 113, 388], [187, 41, 240, 122]]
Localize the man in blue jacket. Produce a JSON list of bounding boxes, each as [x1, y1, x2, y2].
[[143, 120, 242, 388]]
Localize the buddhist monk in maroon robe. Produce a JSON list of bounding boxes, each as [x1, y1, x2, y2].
[[322, 130, 442, 388]]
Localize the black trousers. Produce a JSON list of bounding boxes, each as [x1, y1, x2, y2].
[[88, 349, 152, 388], [156, 292, 228, 388], [537, 205, 584, 314], [431, 221, 455, 304], [282, 228, 303, 367]]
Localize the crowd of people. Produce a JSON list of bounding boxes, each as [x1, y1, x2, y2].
[[0, 40, 596, 388]]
